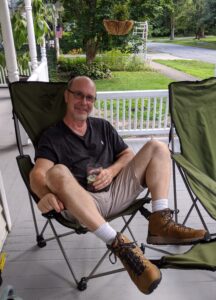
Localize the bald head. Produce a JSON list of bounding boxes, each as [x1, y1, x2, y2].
[[68, 76, 96, 93]]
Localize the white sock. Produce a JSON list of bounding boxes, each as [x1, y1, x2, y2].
[[94, 222, 117, 245], [152, 198, 168, 213]]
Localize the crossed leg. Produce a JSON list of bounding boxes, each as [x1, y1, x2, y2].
[[45, 164, 105, 231], [44, 139, 171, 231]]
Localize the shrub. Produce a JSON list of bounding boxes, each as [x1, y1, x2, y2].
[[98, 49, 130, 71], [98, 49, 149, 71], [57, 57, 111, 80]]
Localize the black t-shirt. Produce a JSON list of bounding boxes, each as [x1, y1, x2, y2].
[[35, 117, 128, 190]]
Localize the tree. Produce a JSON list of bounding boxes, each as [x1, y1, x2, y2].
[[191, 0, 206, 38], [129, 0, 184, 40], [129, 0, 167, 21], [203, 0, 216, 34], [161, 0, 187, 40], [61, 0, 118, 64]]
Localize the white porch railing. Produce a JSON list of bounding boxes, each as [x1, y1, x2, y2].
[[0, 64, 31, 86], [95, 90, 169, 136], [27, 61, 49, 82]]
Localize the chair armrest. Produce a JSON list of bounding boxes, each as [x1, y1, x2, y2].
[[16, 154, 40, 203]]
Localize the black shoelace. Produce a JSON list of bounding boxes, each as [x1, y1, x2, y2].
[[109, 241, 145, 276]]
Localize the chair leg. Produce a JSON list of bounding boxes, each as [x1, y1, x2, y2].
[[172, 160, 178, 223], [82, 212, 139, 285], [48, 219, 79, 287], [122, 216, 137, 244], [28, 192, 40, 237], [178, 167, 210, 233]]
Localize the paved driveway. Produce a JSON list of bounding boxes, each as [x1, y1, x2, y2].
[[147, 42, 216, 64]]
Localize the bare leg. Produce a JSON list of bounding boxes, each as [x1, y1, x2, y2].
[[133, 140, 171, 201], [45, 164, 105, 231]]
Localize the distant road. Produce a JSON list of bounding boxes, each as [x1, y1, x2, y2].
[[147, 42, 216, 64]]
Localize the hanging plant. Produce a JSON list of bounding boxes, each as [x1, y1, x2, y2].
[[103, 3, 134, 36], [103, 20, 134, 36]]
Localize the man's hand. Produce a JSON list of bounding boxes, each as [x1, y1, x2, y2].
[[37, 193, 64, 213], [93, 168, 113, 191]]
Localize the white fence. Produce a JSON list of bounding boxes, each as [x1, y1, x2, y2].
[[95, 90, 169, 136], [0, 64, 31, 85], [27, 61, 49, 82], [1, 60, 170, 137]]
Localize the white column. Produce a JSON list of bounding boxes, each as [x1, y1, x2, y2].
[[40, 38, 47, 63], [54, 13, 60, 58], [40, 38, 49, 81], [0, 0, 19, 82], [24, 0, 38, 71]]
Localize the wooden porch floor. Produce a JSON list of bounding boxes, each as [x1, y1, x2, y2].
[[0, 137, 215, 300]]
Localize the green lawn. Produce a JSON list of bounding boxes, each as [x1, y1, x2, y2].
[[154, 59, 215, 79], [95, 71, 172, 91], [151, 36, 216, 50]]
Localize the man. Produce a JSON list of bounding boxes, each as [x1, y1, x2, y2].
[[30, 76, 207, 295]]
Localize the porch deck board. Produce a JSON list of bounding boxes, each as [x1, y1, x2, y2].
[[0, 139, 215, 300]]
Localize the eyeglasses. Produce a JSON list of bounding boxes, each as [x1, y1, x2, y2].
[[67, 89, 96, 103]]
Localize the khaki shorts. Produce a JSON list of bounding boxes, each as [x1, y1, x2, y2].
[[89, 159, 145, 218], [62, 159, 145, 221]]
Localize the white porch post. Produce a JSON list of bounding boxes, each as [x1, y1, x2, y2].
[[40, 38, 49, 81], [24, 0, 38, 71], [0, 0, 19, 82]]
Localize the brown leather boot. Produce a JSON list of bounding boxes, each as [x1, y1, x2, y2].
[[108, 233, 162, 294], [147, 209, 208, 245]]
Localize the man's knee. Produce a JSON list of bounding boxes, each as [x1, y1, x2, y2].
[[144, 140, 170, 159], [46, 164, 75, 192]]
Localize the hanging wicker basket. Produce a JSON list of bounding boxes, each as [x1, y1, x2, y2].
[[103, 19, 134, 36]]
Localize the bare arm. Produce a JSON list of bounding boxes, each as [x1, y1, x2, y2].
[[107, 147, 134, 178], [30, 158, 64, 213], [93, 147, 134, 191]]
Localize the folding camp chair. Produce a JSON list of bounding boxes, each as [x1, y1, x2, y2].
[[169, 77, 216, 238], [9, 81, 153, 291], [9, 80, 216, 292]]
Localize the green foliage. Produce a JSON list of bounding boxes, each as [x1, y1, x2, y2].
[[57, 56, 111, 79], [12, 0, 52, 49], [32, 0, 52, 45], [98, 50, 149, 71], [98, 49, 129, 71], [129, 0, 167, 21], [11, 12, 27, 50], [17, 52, 30, 70], [0, 52, 6, 67], [112, 3, 129, 20], [121, 36, 143, 53], [59, 32, 83, 54], [46, 47, 58, 82], [61, 0, 134, 63]]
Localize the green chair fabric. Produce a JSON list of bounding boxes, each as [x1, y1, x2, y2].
[[9, 81, 67, 146], [169, 77, 216, 220], [161, 239, 216, 271]]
